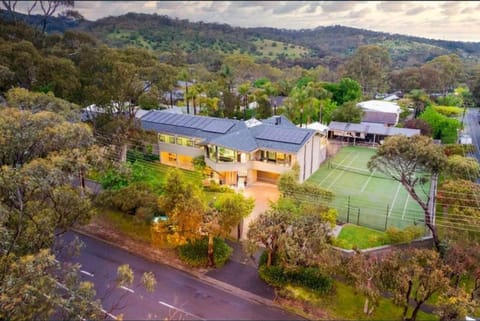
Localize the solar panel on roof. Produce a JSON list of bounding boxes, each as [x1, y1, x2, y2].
[[256, 127, 308, 144], [203, 121, 234, 134]]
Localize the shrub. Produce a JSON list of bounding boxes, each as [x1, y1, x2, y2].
[[383, 226, 423, 244], [259, 265, 286, 287], [330, 237, 352, 249], [433, 105, 463, 117], [444, 144, 475, 156], [203, 180, 234, 193], [96, 182, 159, 221], [258, 252, 332, 294], [178, 237, 232, 268], [285, 267, 332, 294]]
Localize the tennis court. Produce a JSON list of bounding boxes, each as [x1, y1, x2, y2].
[[308, 146, 430, 231]]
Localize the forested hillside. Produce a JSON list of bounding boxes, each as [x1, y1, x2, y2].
[[3, 10, 480, 70]]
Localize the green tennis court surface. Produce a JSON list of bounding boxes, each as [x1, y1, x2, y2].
[[308, 146, 430, 231]]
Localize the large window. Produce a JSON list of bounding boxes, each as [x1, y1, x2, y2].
[[176, 136, 194, 147], [218, 147, 236, 162], [160, 134, 194, 147]]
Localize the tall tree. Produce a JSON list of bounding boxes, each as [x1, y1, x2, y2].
[[157, 169, 206, 245], [378, 249, 451, 321], [368, 135, 447, 249], [203, 193, 254, 267], [331, 101, 364, 123], [342, 45, 390, 96]]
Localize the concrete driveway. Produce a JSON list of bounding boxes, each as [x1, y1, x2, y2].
[[241, 182, 280, 239]]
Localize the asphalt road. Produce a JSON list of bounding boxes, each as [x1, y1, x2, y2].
[[58, 232, 303, 320], [464, 108, 480, 163]]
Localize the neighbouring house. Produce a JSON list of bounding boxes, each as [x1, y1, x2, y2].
[[361, 110, 398, 127], [358, 100, 401, 126], [328, 121, 420, 145], [140, 111, 328, 185]]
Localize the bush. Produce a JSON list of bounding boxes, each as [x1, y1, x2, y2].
[[203, 180, 234, 193], [258, 252, 332, 294], [330, 237, 352, 249], [259, 265, 286, 287], [382, 226, 423, 244], [285, 267, 332, 294], [433, 105, 463, 117], [444, 144, 475, 156], [97, 182, 158, 221], [178, 237, 232, 268]]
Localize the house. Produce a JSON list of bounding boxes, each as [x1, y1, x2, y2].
[[361, 110, 398, 127], [358, 100, 401, 126], [328, 121, 420, 145], [140, 111, 328, 186]]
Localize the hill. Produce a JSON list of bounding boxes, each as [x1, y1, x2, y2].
[[3, 10, 480, 70]]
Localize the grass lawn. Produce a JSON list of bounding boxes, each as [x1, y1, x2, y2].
[[280, 281, 437, 320], [336, 224, 386, 249], [98, 207, 152, 244]]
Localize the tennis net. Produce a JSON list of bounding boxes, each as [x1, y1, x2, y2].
[[329, 161, 392, 180]]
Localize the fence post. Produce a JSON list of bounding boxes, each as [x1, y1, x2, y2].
[[384, 205, 389, 230], [347, 196, 351, 223], [357, 208, 360, 225]]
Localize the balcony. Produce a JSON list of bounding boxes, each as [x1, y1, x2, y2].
[[251, 160, 292, 174], [205, 157, 248, 173]]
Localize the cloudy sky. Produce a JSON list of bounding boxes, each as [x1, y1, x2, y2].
[[15, 1, 480, 42]]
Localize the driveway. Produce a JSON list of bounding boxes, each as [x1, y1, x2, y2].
[[241, 182, 280, 240]]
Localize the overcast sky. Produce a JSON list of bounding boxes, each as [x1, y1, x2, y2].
[[14, 1, 480, 42]]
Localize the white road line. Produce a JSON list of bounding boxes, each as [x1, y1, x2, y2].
[[360, 169, 376, 192], [402, 193, 410, 219], [326, 154, 360, 190], [318, 150, 356, 185], [119, 285, 134, 293], [388, 182, 402, 217], [80, 270, 94, 277], [158, 300, 206, 321], [101, 308, 118, 320]]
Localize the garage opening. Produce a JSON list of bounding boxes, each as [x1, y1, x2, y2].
[[256, 171, 280, 184]]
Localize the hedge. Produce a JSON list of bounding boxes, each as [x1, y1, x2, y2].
[[258, 252, 332, 294], [178, 237, 232, 268]]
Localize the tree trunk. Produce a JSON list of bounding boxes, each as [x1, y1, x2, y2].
[[363, 298, 370, 315], [79, 169, 86, 197], [120, 144, 127, 162], [267, 250, 272, 267], [402, 281, 413, 320], [402, 182, 440, 251], [207, 233, 215, 268], [407, 301, 424, 321]]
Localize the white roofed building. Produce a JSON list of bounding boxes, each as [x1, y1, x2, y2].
[[358, 100, 401, 125]]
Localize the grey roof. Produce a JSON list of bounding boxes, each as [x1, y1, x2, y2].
[[141, 110, 315, 153], [328, 121, 420, 137], [262, 115, 296, 128], [141, 110, 245, 141], [249, 122, 315, 153], [362, 110, 397, 125], [208, 128, 258, 152]]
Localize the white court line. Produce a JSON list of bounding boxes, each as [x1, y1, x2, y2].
[[80, 270, 94, 277], [119, 285, 135, 293], [402, 193, 410, 219], [360, 169, 376, 193], [101, 308, 118, 320], [388, 182, 402, 217], [158, 300, 206, 321], [318, 150, 356, 185], [326, 154, 360, 190]]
